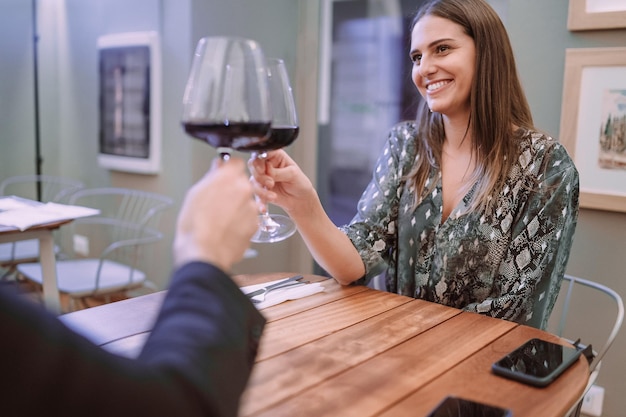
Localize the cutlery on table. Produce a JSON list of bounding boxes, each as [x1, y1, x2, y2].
[[246, 275, 305, 303]]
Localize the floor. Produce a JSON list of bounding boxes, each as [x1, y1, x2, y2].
[[1, 274, 129, 313]]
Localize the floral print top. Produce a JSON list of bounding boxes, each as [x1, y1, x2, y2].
[[340, 122, 580, 329]]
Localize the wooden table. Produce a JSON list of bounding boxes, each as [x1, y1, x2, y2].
[[0, 220, 71, 313], [60, 272, 590, 417]]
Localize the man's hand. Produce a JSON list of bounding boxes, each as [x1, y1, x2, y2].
[[174, 158, 258, 272]]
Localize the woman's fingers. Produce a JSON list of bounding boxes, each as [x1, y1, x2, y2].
[[247, 155, 274, 188], [250, 176, 277, 202]]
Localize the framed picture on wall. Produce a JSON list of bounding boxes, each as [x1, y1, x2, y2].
[[560, 47, 626, 212], [97, 31, 161, 174], [568, 0, 626, 30]]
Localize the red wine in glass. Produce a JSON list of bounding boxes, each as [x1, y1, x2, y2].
[[184, 122, 298, 153], [258, 125, 299, 150], [182, 121, 271, 150], [241, 125, 299, 152]]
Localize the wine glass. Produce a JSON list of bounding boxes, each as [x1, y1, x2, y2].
[[181, 36, 272, 160], [181, 38, 298, 243], [249, 58, 299, 243]]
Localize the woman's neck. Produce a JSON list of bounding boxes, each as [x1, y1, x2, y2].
[[442, 113, 472, 152]]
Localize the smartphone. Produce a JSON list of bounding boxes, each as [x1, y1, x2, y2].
[[427, 396, 512, 417], [491, 337, 582, 387]]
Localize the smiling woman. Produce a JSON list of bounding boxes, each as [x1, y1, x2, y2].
[[249, 0, 580, 331]]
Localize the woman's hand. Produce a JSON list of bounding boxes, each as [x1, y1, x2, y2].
[[250, 150, 366, 283], [248, 150, 315, 217]]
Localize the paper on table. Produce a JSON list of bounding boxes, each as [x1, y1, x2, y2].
[[0, 196, 38, 211], [241, 278, 325, 310], [0, 197, 100, 231]]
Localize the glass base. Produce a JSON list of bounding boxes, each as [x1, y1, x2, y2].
[[251, 214, 297, 243]]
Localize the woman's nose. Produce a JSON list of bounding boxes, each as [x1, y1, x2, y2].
[[418, 56, 435, 77]]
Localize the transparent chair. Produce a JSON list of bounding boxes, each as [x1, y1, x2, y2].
[[0, 175, 84, 278], [17, 187, 173, 311], [547, 274, 624, 417]]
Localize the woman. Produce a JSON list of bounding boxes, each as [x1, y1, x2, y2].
[[250, 0, 579, 330]]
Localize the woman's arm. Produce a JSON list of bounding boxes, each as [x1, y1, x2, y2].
[[249, 150, 364, 284]]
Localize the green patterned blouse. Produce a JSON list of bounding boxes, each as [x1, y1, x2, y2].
[[340, 122, 579, 329]]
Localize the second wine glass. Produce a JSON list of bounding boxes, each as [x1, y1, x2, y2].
[[250, 58, 299, 243]]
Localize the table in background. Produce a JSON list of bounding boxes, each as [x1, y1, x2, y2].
[[0, 220, 71, 313], [60, 273, 590, 417]]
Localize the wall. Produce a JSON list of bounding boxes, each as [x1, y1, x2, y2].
[[0, 0, 40, 178], [504, 1, 626, 416]]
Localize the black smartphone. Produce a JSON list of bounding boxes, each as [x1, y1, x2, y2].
[[491, 338, 581, 387], [427, 396, 512, 417]]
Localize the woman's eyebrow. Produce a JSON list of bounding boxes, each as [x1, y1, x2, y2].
[[410, 37, 455, 54]]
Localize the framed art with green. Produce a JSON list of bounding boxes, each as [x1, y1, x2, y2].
[[560, 47, 626, 212]]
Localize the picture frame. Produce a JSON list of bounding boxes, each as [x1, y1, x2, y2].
[[97, 31, 161, 174], [568, 0, 626, 31], [560, 47, 626, 212]]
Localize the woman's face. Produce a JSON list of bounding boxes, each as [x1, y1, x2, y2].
[[410, 15, 476, 120]]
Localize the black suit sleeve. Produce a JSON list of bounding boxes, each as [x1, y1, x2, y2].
[[0, 261, 266, 417]]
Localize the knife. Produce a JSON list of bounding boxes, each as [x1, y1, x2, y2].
[[245, 275, 305, 299]]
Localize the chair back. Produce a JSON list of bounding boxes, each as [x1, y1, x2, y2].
[[0, 175, 84, 203], [68, 187, 172, 228], [65, 188, 173, 274], [546, 275, 623, 417], [548, 274, 624, 374]]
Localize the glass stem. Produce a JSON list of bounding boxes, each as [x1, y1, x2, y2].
[[254, 151, 279, 232], [217, 147, 231, 161]]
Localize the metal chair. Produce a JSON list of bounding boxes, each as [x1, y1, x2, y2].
[[547, 274, 624, 417], [0, 175, 84, 278], [17, 187, 173, 311]]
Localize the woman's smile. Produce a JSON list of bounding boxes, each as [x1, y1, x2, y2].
[[426, 80, 452, 92]]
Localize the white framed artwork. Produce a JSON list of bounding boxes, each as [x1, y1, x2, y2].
[[568, 0, 626, 30], [97, 31, 161, 174]]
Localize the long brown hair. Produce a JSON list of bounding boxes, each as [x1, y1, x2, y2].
[[407, 0, 534, 212]]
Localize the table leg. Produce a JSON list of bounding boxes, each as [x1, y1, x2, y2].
[[38, 232, 61, 314]]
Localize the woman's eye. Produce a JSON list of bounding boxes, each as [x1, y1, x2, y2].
[[436, 45, 450, 53], [411, 54, 422, 64]]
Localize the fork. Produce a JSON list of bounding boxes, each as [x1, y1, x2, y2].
[[247, 275, 305, 303]]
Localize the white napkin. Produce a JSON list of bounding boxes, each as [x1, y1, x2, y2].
[[0, 197, 100, 231], [241, 278, 325, 310]]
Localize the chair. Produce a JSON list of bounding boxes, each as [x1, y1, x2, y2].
[[547, 274, 624, 417], [17, 187, 173, 311], [0, 175, 84, 278]]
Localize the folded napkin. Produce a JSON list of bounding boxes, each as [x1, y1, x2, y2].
[[0, 197, 100, 231], [241, 278, 325, 310]]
